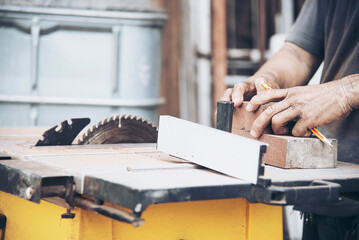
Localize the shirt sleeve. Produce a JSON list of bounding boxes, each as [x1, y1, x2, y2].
[[286, 0, 325, 59]]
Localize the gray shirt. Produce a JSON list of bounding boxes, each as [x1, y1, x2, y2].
[[287, 0, 359, 164], [286, 0, 359, 216]]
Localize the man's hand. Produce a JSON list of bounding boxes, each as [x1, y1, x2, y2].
[[247, 79, 353, 138], [219, 75, 280, 107], [219, 42, 321, 107]]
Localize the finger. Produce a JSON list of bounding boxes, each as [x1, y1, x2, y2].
[[232, 83, 248, 107], [271, 107, 299, 134], [247, 88, 288, 112], [303, 130, 312, 137], [276, 126, 290, 135], [291, 119, 312, 137], [219, 88, 233, 102], [250, 101, 290, 138]]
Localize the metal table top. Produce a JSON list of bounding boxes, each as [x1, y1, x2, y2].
[[1, 127, 359, 214]]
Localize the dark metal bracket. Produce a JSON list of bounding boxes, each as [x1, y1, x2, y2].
[[249, 180, 342, 205], [216, 101, 266, 181], [0, 213, 6, 240], [35, 118, 90, 146], [216, 101, 234, 132], [72, 196, 144, 227], [0, 160, 144, 226]]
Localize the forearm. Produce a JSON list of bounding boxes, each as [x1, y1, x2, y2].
[[341, 74, 359, 110], [250, 42, 321, 88]]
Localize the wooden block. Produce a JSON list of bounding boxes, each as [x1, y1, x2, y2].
[[231, 129, 337, 169], [233, 102, 273, 134], [157, 116, 267, 184], [232, 102, 337, 169]]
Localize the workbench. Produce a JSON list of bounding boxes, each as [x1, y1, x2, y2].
[[1, 127, 359, 240]]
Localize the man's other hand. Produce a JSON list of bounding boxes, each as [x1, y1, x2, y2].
[[219, 75, 280, 107], [246, 80, 353, 138]]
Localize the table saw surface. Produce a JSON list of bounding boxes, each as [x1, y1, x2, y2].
[[1, 127, 359, 213]]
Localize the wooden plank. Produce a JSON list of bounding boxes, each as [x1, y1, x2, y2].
[[158, 0, 181, 117], [157, 115, 267, 184], [0, 139, 156, 161], [212, 0, 228, 121], [259, 0, 267, 65], [232, 129, 337, 169], [232, 103, 337, 169]]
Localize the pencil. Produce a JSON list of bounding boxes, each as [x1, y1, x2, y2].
[[260, 81, 333, 147]]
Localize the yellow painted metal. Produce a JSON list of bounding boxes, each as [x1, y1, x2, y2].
[[246, 202, 283, 239], [0, 191, 80, 240], [0, 191, 282, 240]]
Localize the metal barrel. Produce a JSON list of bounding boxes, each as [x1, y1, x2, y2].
[[0, 2, 167, 126]]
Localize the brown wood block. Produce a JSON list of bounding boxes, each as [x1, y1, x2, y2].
[[231, 104, 338, 169], [233, 101, 273, 134], [232, 129, 337, 169]]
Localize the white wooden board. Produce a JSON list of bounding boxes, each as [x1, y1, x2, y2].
[[157, 116, 267, 184]]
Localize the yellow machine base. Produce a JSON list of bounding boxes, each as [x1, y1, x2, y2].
[[0, 191, 282, 240]]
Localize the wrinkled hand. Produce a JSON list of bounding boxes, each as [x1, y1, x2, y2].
[[247, 80, 353, 138], [219, 75, 280, 107]]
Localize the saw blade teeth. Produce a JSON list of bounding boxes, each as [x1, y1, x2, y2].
[[78, 114, 158, 145], [55, 124, 61, 132], [143, 119, 153, 126], [150, 121, 158, 129]]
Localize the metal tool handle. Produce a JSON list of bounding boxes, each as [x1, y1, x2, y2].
[[216, 101, 234, 132]]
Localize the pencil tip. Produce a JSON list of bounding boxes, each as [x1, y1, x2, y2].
[[323, 138, 333, 147]]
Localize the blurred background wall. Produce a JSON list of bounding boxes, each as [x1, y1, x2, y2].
[[0, 0, 307, 128], [159, 0, 305, 127], [0, 0, 166, 126]]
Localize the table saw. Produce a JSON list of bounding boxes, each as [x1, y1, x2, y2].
[[0, 115, 359, 240]]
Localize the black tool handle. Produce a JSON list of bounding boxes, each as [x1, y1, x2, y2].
[[216, 101, 234, 133]]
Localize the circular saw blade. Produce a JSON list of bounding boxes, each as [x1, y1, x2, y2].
[[78, 115, 158, 145]]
